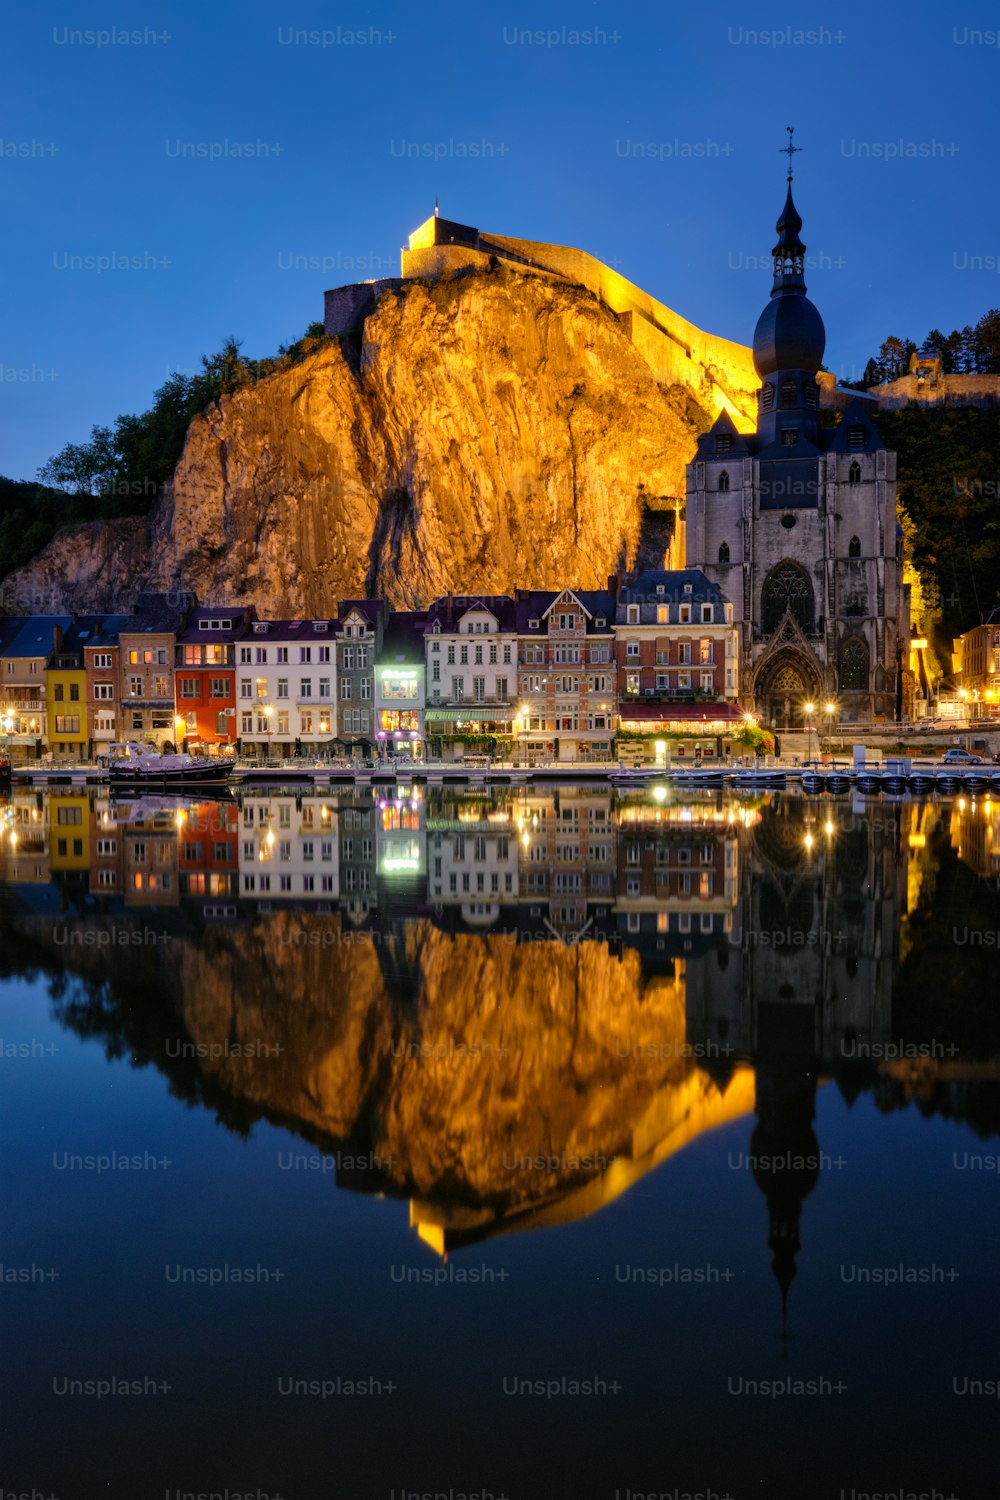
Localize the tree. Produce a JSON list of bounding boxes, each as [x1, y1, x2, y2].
[[878, 336, 911, 382]]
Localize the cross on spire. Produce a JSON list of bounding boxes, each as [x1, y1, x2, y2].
[[780, 125, 802, 182]]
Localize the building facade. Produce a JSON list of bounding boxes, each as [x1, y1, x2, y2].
[[958, 608, 1000, 720], [237, 619, 338, 759], [45, 620, 94, 763], [84, 616, 131, 758], [684, 179, 910, 726], [514, 588, 617, 762], [335, 601, 384, 756], [118, 595, 190, 750], [175, 606, 256, 753], [1, 617, 71, 764], [375, 610, 427, 759], [423, 595, 518, 758]]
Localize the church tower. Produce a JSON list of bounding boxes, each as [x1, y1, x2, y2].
[[685, 133, 909, 726]]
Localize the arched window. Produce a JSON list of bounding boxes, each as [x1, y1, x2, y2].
[[718, 470, 730, 493], [839, 635, 869, 692], [718, 542, 730, 564], [848, 535, 861, 558], [848, 460, 861, 485], [761, 561, 816, 636]]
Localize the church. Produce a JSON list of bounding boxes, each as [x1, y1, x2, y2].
[[685, 147, 910, 726]]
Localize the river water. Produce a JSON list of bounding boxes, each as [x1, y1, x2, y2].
[[0, 783, 997, 1498]]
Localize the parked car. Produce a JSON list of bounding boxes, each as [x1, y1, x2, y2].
[[942, 748, 983, 764]]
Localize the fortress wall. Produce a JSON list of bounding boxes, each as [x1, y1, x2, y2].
[[324, 281, 403, 337], [871, 373, 1000, 410], [481, 232, 760, 408], [400, 237, 759, 426]]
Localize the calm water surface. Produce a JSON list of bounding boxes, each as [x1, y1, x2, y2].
[[1, 783, 998, 1499]]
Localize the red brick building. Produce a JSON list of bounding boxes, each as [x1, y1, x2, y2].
[[175, 607, 256, 753]]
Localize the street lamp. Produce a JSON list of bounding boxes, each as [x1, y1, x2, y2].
[[803, 700, 816, 765], [823, 700, 836, 763], [515, 703, 528, 765]]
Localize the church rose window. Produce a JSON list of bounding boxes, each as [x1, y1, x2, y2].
[[761, 561, 815, 635], [839, 635, 869, 691]]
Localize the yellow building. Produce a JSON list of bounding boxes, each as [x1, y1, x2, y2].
[[46, 665, 88, 761], [46, 621, 96, 762], [49, 793, 91, 875]]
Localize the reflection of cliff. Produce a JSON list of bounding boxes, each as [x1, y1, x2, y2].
[[5, 787, 1000, 1274]]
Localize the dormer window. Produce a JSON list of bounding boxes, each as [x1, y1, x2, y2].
[[781, 378, 797, 407], [718, 542, 730, 564], [626, 605, 640, 624], [683, 583, 692, 594], [848, 460, 861, 484], [848, 535, 861, 558], [596, 617, 606, 627], [715, 434, 732, 455], [314, 622, 328, 633], [718, 470, 730, 493], [254, 623, 267, 635], [528, 618, 540, 630], [847, 426, 865, 451], [656, 584, 665, 595]]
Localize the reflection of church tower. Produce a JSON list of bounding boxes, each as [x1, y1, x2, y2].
[[685, 131, 909, 727], [751, 1000, 819, 1339]]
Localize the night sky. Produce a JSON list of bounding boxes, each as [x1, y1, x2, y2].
[[4, 0, 999, 480]]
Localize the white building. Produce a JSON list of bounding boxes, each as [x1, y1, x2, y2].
[[237, 620, 338, 759], [423, 596, 519, 758]]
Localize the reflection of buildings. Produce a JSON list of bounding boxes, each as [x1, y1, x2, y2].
[[237, 793, 339, 902], [950, 794, 1000, 885], [427, 795, 519, 928], [11, 781, 985, 1330]]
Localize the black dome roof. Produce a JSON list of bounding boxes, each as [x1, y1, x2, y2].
[[753, 291, 825, 377]]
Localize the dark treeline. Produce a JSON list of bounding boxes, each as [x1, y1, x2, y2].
[[0, 326, 325, 581], [853, 310, 1000, 387]]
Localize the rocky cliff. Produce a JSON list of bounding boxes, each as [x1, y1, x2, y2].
[[4, 262, 734, 613]]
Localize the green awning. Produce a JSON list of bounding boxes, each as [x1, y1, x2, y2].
[[424, 706, 515, 722]]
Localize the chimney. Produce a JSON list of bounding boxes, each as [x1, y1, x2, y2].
[[53, 624, 63, 653]]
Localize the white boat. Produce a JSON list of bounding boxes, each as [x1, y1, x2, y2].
[[106, 742, 235, 786]]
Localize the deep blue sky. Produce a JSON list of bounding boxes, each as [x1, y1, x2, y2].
[[4, 0, 999, 481]]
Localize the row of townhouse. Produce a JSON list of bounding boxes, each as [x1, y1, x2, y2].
[[0, 571, 741, 764]]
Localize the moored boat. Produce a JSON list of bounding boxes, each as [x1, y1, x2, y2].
[[106, 742, 235, 786]]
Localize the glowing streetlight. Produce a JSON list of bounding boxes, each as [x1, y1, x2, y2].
[[803, 701, 817, 765]]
